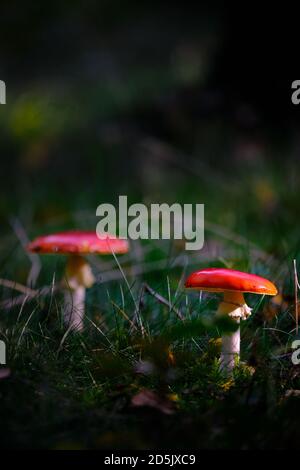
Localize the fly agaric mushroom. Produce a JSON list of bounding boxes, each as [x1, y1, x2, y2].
[[27, 231, 129, 331], [185, 268, 277, 373]]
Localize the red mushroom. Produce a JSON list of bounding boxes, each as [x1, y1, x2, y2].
[[28, 231, 129, 331], [185, 268, 277, 373]]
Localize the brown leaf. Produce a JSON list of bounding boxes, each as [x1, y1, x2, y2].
[[131, 389, 175, 415], [0, 368, 11, 380]]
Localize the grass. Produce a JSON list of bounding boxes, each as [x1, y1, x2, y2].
[[1, 217, 300, 449]]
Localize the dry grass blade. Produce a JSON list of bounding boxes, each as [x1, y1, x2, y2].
[[294, 259, 299, 335], [85, 316, 115, 351], [141, 282, 184, 321], [110, 299, 138, 331], [16, 303, 39, 351], [110, 249, 145, 337]]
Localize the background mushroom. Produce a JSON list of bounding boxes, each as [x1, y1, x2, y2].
[[28, 231, 129, 331], [185, 268, 278, 373]]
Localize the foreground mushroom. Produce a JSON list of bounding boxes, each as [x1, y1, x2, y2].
[[185, 268, 277, 373], [28, 231, 129, 331]]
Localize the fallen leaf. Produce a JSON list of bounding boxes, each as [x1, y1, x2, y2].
[[131, 389, 175, 415], [167, 348, 176, 366], [134, 360, 156, 376], [167, 393, 179, 402], [285, 390, 300, 398], [0, 368, 11, 380]]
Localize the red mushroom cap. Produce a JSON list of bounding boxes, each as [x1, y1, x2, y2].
[[27, 231, 129, 255], [185, 268, 277, 295]]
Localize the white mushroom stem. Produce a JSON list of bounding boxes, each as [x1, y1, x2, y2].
[[217, 291, 252, 374], [64, 286, 86, 331], [63, 255, 95, 331]]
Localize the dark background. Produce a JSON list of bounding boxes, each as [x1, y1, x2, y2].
[[0, 1, 299, 309], [0, 2, 299, 224]]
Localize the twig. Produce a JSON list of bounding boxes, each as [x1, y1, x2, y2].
[[142, 282, 184, 321], [0, 278, 37, 297], [10, 217, 41, 287], [0, 294, 29, 310], [0, 283, 59, 310]]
